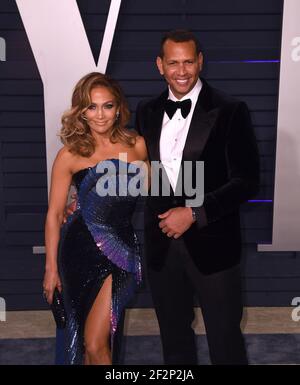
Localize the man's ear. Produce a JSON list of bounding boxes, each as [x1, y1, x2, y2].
[[156, 56, 164, 75], [198, 52, 204, 72]]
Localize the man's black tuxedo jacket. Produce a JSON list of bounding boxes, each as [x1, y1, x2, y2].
[[135, 79, 260, 275]]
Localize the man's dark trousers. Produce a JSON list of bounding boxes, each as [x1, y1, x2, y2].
[[147, 237, 248, 365]]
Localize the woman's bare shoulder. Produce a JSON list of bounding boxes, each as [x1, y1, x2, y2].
[[54, 146, 76, 170], [134, 134, 148, 161]]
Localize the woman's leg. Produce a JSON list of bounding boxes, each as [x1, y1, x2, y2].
[[83, 274, 112, 365]]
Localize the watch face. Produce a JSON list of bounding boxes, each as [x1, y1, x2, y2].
[[191, 209, 196, 222]]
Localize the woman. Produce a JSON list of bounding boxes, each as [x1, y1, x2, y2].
[[43, 72, 148, 365]]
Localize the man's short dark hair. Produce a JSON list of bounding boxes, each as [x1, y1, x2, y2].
[[159, 29, 202, 58]]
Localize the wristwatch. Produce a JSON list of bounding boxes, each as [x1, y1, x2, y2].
[[191, 208, 197, 222]]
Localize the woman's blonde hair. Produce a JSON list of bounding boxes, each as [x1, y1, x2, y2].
[[60, 72, 135, 157]]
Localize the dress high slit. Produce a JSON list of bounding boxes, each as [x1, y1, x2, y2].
[[56, 159, 142, 365]]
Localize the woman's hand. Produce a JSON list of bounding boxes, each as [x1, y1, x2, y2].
[[63, 193, 77, 223], [43, 269, 62, 305]]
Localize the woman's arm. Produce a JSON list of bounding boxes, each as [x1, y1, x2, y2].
[[43, 147, 73, 304], [135, 135, 151, 192]]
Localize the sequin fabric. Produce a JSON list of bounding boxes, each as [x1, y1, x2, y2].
[[57, 159, 142, 365]]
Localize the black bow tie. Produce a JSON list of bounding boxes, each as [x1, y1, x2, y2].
[[165, 99, 192, 119]]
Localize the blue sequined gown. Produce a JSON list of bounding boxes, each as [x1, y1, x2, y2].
[[57, 159, 142, 365]]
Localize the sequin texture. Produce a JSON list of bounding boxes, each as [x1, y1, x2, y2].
[[57, 159, 142, 364]]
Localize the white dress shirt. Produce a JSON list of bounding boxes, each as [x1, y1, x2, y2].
[[159, 79, 202, 191]]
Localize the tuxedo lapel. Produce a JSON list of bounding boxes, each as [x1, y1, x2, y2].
[[182, 80, 220, 162], [146, 90, 168, 162]]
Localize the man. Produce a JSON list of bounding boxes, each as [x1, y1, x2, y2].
[[135, 29, 260, 365]]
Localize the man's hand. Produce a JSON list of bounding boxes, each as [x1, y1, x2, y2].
[[158, 207, 195, 239], [63, 193, 77, 223]]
